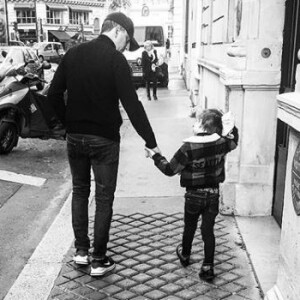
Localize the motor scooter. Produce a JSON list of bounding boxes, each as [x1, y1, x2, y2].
[[0, 61, 65, 154]]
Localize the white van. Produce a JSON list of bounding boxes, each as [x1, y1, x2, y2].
[[123, 25, 169, 87]]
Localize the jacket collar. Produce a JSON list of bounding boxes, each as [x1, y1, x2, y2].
[[97, 34, 116, 49], [183, 133, 221, 144]]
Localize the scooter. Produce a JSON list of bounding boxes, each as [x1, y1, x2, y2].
[[0, 61, 65, 154]]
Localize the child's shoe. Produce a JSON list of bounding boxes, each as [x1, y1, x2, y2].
[[176, 244, 190, 267], [199, 264, 214, 282]]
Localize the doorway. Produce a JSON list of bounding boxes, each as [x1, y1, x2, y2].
[[273, 0, 300, 226]]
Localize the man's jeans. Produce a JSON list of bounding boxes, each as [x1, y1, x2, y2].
[[182, 189, 219, 265], [67, 133, 119, 259]]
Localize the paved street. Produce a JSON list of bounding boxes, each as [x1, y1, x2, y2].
[[49, 213, 262, 300], [3, 71, 263, 300]]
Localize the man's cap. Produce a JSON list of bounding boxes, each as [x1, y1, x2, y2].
[[105, 12, 139, 51]]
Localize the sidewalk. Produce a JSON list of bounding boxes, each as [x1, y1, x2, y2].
[[5, 71, 266, 300]]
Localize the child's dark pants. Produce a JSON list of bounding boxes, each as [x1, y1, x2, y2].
[[182, 189, 219, 265]]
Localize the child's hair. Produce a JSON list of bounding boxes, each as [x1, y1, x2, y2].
[[199, 109, 223, 135]]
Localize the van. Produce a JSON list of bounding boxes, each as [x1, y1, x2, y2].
[[33, 42, 65, 63], [123, 25, 169, 87]]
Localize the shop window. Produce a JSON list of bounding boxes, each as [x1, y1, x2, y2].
[[69, 11, 89, 25], [46, 8, 62, 24], [16, 9, 36, 24]]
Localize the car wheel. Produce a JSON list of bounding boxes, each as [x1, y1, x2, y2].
[[0, 121, 18, 154]]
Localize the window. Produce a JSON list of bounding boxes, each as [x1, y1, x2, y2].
[[134, 26, 164, 47], [16, 9, 36, 24], [46, 7, 62, 24], [69, 10, 89, 25], [200, 0, 236, 45], [44, 44, 52, 51]]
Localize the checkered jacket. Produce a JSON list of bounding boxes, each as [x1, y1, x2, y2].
[[152, 127, 238, 188]]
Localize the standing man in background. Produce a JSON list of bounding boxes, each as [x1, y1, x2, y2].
[[47, 12, 160, 277]]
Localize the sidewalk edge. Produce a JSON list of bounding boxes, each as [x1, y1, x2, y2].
[[4, 185, 73, 300]]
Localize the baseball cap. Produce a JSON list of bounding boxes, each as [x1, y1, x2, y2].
[[105, 12, 139, 51]]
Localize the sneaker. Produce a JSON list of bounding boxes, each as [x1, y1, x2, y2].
[[147, 95, 151, 101], [153, 95, 158, 100], [199, 265, 214, 281], [90, 256, 115, 276], [176, 244, 190, 267], [73, 249, 89, 265]]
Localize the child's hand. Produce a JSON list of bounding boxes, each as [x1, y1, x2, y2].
[[222, 111, 235, 137]]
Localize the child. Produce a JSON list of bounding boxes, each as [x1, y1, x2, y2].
[[145, 109, 238, 281]]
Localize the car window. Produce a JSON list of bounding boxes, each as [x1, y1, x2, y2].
[[134, 26, 164, 47], [44, 44, 52, 51]]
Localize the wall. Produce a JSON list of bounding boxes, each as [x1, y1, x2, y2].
[[265, 83, 300, 299], [185, 0, 285, 215]]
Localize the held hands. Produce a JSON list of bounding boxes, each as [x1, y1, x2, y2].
[[145, 146, 161, 158]]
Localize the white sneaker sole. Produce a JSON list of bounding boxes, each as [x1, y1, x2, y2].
[[90, 263, 116, 276], [73, 255, 89, 265]]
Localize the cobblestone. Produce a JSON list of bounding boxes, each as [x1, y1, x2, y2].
[[48, 213, 263, 300]]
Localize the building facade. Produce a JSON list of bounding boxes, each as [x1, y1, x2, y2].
[[5, 0, 107, 45], [182, 1, 300, 299]]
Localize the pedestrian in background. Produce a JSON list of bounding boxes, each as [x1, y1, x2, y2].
[[47, 12, 160, 277], [142, 40, 158, 101], [145, 109, 238, 282]]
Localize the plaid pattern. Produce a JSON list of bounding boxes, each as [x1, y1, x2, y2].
[[153, 127, 238, 188]]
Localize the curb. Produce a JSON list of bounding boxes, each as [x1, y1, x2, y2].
[[4, 187, 74, 300]]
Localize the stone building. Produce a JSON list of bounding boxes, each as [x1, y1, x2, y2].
[[181, 0, 300, 299]]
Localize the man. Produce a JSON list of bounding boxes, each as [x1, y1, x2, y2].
[[47, 12, 160, 277]]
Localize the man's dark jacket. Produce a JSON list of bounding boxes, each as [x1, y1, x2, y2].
[[47, 35, 157, 148]]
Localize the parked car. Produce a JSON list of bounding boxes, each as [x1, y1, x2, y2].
[[0, 46, 47, 89], [33, 42, 65, 63]]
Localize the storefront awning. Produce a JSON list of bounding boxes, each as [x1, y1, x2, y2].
[[14, 3, 34, 9], [48, 30, 71, 42], [69, 6, 92, 12], [47, 4, 68, 11], [65, 31, 78, 38]]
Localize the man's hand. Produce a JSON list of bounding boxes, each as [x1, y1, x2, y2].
[[145, 146, 161, 158]]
